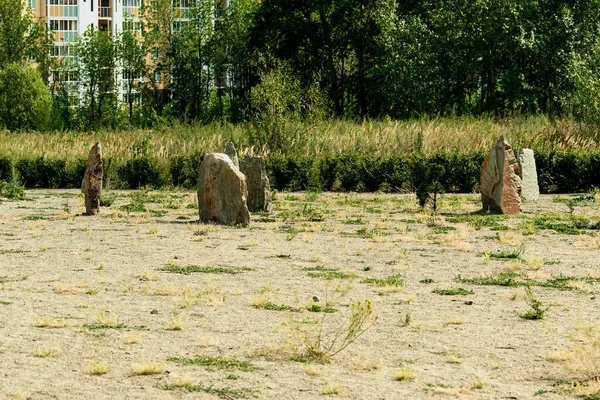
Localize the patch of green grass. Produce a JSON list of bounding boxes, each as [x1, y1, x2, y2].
[[0, 300, 12, 305], [167, 355, 259, 372], [544, 259, 561, 265], [361, 274, 405, 287], [0, 249, 29, 255], [278, 204, 323, 222], [150, 210, 168, 217], [344, 218, 365, 225], [254, 303, 291, 311], [23, 215, 47, 221], [306, 271, 357, 280], [432, 288, 474, 296], [99, 192, 116, 207], [308, 305, 338, 313], [119, 202, 147, 213], [456, 271, 589, 291], [162, 383, 258, 398], [480, 247, 523, 260], [82, 324, 148, 330], [302, 267, 338, 272], [160, 265, 252, 275], [444, 214, 507, 230], [430, 226, 456, 234], [419, 278, 435, 284]]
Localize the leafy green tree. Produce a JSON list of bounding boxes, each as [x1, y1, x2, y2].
[[0, 0, 52, 80], [118, 18, 147, 122], [75, 26, 118, 127], [0, 63, 52, 131], [169, 0, 217, 121]]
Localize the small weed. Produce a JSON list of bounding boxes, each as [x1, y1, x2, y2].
[[162, 383, 258, 398], [160, 264, 251, 275], [306, 271, 357, 280], [254, 303, 291, 311], [432, 288, 474, 296], [322, 382, 342, 395], [419, 278, 435, 284], [307, 305, 338, 313], [168, 355, 258, 372], [480, 246, 524, 260], [518, 286, 548, 320], [361, 274, 405, 287]]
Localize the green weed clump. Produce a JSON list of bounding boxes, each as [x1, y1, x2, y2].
[[167, 355, 258, 372]]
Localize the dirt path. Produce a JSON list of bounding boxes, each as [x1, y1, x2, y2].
[[1, 190, 599, 399]]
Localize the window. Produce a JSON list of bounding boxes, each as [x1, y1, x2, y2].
[[154, 70, 161, 82], [49, 20, 78, 31], [49, 0, 78, 5], [29, 0, 36, 10], [123, 0, 140, 6]]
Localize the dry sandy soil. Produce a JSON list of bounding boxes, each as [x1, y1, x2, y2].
[[1, 189, 600, 400]]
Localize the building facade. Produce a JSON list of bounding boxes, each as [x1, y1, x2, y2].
[[27, 0, 197, 103]]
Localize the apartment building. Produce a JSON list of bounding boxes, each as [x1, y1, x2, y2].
[[27, 0, 197, 102]]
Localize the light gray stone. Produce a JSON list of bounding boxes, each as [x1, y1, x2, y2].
[[518, 148, 539, 202], [224, 142, 239, 169], [197, 153, 250, 226], [81, 142, 103, 215], [480, 136, 522, 214], [239, 156, 272, 213]]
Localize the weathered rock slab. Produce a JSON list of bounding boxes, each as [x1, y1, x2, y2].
[[81, 142, 103, 215], [224, 142, 239, 169], [519, 148, 540, 202], [480, 136, 522, 214], [240, 156, 272, 213], [198, 153, 250, 226]]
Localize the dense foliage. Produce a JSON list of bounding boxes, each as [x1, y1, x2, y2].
[[1, 0, 600, 131], [1, 150, 598, 195]]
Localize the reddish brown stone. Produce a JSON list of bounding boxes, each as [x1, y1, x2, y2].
[[81, 142, 103, 215], [480, 136, 522, 214]]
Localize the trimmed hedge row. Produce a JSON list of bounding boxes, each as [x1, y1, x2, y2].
[[0, 151, 598, 193]]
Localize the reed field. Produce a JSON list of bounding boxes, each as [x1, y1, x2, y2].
[[1, 116, 599, 163]]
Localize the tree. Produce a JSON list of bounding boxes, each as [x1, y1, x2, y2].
[[169, 0, 217, 121], [0, 0, 52, 80], [118, 18, 147, 122], [0, 63, 52, 131], [75, 26, 117, 128]]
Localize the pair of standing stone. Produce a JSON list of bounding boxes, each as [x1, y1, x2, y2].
[[480, 136, 539, 214], [197, 143, 272, 227]]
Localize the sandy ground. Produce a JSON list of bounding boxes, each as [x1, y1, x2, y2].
[[1, 189, 599, 400]]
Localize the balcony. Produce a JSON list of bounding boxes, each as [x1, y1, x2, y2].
[[98, 6, 111, 19]]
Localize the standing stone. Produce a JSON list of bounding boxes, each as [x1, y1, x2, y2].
[[81, 142, 103, 215], [480, 136, 522, 214], [239, 156, 272, 213], [224, 142, 239, 169], [198, 153, 250, 226], [518, 148, 540, 202]]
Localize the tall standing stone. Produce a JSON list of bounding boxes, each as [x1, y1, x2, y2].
[[81, 142, 103, 215], [518, 148, 540, 202], [198, 153, 250, 226], [480, 136, 522, 214], [224, 142, 239, 169], [239, 156, 272, 213]]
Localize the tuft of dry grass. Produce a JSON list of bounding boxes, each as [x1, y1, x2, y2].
[[35, 347, 59, 358], [393, 368, 416, 381], [87, 361, 109, 375], [132, 362, 166, 375]]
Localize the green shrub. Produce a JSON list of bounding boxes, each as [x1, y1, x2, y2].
[[0, 156, 13, 182], [169, 152, 204, 188], [117, 156, 168, 189], [0, 180, 24, 200], [0, 64, 52, 131]]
